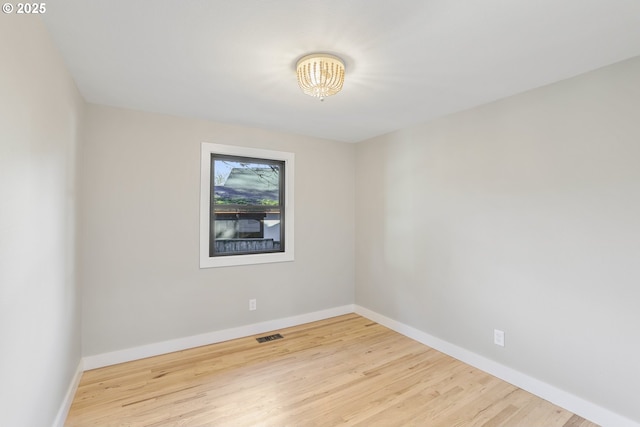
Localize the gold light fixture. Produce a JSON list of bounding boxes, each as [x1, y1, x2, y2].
[[296, 53, 345, 101]]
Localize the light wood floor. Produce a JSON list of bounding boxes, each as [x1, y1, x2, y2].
[[66, 314, 599, 426]]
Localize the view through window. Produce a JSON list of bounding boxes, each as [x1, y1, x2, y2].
[[210, 154, 285, 257]]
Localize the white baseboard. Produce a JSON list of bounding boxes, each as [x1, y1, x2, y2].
[[77, 304, 637, 426], [53, 359, 84, 427], [83, 304, 355, 370], [354, 305, 639, 427]]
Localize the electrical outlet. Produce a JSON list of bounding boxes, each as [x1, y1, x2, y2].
[[249, 299, 257, 311], [494, 329, 505, 347]]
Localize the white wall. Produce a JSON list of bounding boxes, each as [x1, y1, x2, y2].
[[0, 16, 83, 427], [355, 56, 640, 422], [79, 104, 355, 356]]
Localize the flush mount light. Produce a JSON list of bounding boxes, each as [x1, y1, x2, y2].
[[296, 53, 345, 101]]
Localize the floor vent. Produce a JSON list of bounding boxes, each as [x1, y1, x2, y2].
[[256, 333, 283, 343]]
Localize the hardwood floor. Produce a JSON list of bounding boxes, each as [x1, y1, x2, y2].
[[66, 314, 599, 426]]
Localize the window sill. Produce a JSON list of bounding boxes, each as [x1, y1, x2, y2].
[[200, 251, 294, 268]]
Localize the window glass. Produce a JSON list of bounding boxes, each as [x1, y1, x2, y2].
[[210, 156, 285, 257]]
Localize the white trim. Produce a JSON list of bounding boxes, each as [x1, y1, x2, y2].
[[68, 305, 638, 426], [199, 142, 295, 268], [52, 359, 84, 427], [83, 305, 354, 370], [354, 305, 639, 427]]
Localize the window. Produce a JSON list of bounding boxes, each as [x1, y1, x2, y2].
[[211, 155, 284, 255], [200, 143, 294, 268]]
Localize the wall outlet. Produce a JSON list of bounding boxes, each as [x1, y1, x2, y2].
[[249, 299, 257, 311], [494, 329, 505, 347]]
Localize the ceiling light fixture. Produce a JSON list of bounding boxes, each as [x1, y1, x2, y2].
[[296, 53, 345, 101]]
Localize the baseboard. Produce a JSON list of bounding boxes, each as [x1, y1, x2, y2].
[[354, 305, 638, 427], [83, 304, 355, 370], [52, 359, 84, 427], [79, 304, 636, 426]]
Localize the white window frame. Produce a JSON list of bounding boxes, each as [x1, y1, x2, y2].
[[200, 143, 294, 268]]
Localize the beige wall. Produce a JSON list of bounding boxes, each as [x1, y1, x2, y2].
[[355, 56, 640, 421], [79, 104, 356, 356], [0, 16, 84, 427]]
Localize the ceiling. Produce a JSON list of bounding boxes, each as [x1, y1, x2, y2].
[[41, 0, 640, 143]]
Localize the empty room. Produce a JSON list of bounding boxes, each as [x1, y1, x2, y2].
[[2, 1, 640, 426]]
